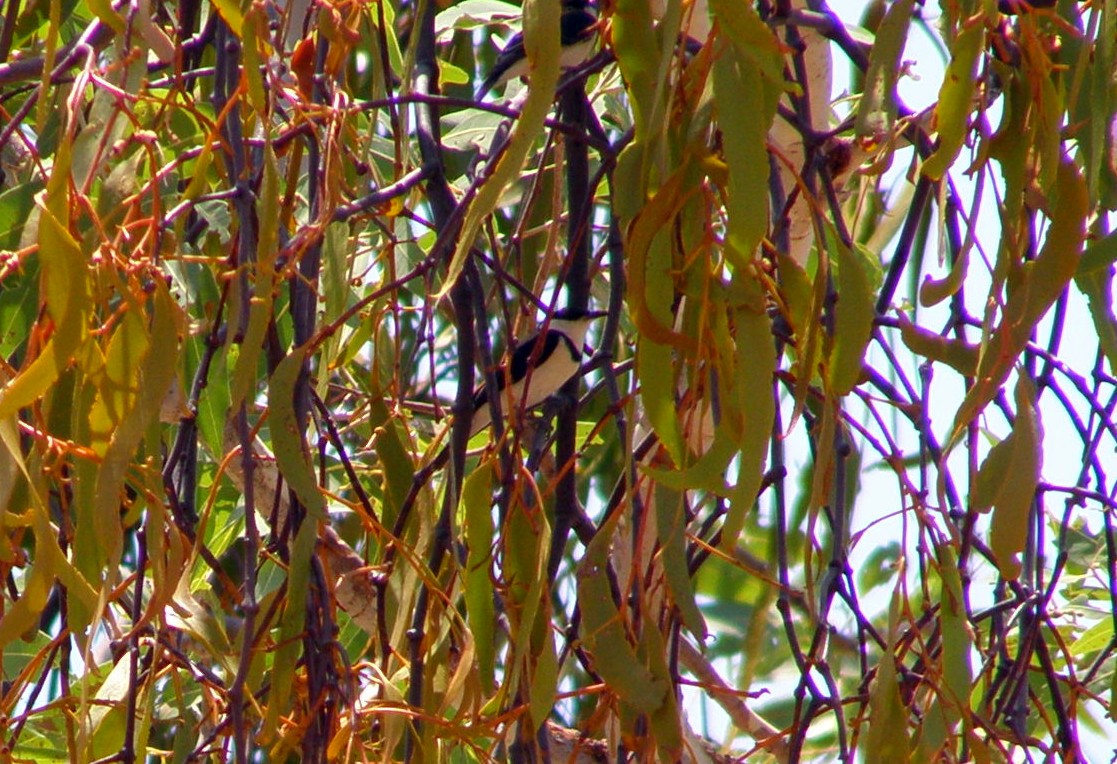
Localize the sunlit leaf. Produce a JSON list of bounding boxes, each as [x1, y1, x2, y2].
[[0, 204, 91, 420], [921, 16, 984, 180], [855, 0, 913, 140]]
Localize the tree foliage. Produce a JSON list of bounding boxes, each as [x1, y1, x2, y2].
[[0, 0, 1115, 761]]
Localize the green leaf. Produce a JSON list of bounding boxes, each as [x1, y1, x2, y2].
[[2, 629, 52, 680], [638, 618, 683, 761], [864, 588, 911, 761], [612, 0, 659, 134], [528, 626, 559, 732], [717, 285, 775, 551], [0, 180, 41, 250], [625, 164, 696, 352], [636, 332, 684, 469], [577, 518, 668, 714], [711, 15, 781, 263], [0, 254, 38, 361], [975, 376, 1041, 581], [654, 485, 706, 639], [827, 234, 877, 395], [84, 288, 180, 576], [897, 316, 979, 374], [268, 346, 326, 517], [0, 204, 91, 420], [1077, 229, 1117, 278], [1069, 618, 1113, 658], [461, 461, 496, 690], [919, 246, 970, 308], [921, 17, 984, 180], [263, 517, 318, 737], [708, 0, 785, 84], [501, 498, 550, 694], [915, 544, 973, 759], [855, 0, 913, 139]]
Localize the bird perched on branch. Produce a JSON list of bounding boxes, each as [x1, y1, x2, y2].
[[469, 307, 606, 435], [475, 0, 599, 100]]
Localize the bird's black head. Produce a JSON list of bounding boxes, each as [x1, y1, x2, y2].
[[550, 307, 607, 323]]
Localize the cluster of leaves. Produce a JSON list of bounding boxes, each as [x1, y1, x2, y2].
[[1, 0, 1116, 761]]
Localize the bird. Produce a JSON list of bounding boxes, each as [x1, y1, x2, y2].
[[475, 0, 599, 100], [469, 307, 606, 436]]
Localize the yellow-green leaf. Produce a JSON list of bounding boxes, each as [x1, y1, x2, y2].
[[828, 235, 877, 395], [897, 316, 979, 374], [462, 461, 496, 689], [210, 0, 244, 35], [919, 246, 970, 308], [708, 0, 785, 84], [975, 376, 1041, 580], [864, 589, 911, 761], [1077, 229, 1117, 278], [612, 0, 659, 134], [855, 0, 914, 139], [711, 21, 781, 262], [0, 205, 91, 419], [241, 6, 269, 114], [625, 165, 696, 351], [718, 280, 775, 551], [922, 17, 984, 180], [262, 516, 318, 738], [528, 626, 559, 731]]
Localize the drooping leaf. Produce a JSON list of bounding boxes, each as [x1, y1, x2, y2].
[[654, 484, 706, 639], [897, 316, 979, 374], [827, 233, 877, 395], [855, 0, 914, 140], [0, 205, 91, 420], [439, 0, 561, 298], [922, 17, 985, 180], [974, 376, 1041, 580], [461, 461, 496, 689], [262, 515, 318, 739], [948, 159, 1086, 447], [864, 586, 911, 761], [577, 518, 668, 714], [268, 346, 326, 517]]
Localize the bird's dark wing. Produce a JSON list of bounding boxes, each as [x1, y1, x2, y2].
[[476, 32, 526, 99], [476, 4, 597, 99], [473, 329, 569, 407], [509, 329, 566, 388]]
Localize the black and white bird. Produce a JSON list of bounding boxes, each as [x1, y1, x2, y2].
[[475, 0, 599, 100], [469, 307, 606, 435]]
